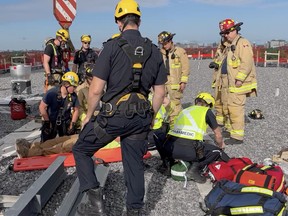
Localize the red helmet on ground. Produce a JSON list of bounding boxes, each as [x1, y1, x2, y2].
[[219, 19, 243, 35]]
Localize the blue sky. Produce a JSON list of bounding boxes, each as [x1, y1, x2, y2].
[[0, 0, 287, 51]]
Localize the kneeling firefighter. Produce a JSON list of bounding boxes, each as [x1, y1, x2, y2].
[[158, 92, 226, 183], [71, 0, 167, 215], [39, 71, 80, 143]]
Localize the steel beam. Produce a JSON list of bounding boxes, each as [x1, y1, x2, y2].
[[5, 156, 66, 216], [56, 162, 110, 216]]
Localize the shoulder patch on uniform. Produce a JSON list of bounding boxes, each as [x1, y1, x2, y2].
[[243, 44, 250, 48]]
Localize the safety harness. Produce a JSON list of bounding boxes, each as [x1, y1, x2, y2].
[[46, 42, 64, 85], [77, 48, 96, 85], [55, 89, 74, 135], [230, 36, 242, 61], [101, 37, 153, 118]]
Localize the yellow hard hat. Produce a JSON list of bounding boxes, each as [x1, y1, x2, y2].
[[81, 35, 91, 42], [56, 29, 69, 42], [196, 92, 215, 108], [114, 0, 141, 20], [62, 71, 79, 87]]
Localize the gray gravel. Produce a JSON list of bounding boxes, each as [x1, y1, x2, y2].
[[0, 60, 288, 216]]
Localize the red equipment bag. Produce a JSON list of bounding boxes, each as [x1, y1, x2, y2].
[[207, 157, 253, 182], [9, 98, 27, 120], [233, 163, 286, 193]]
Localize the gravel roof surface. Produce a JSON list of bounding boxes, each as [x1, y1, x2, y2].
[[0, 60, 288, 215]]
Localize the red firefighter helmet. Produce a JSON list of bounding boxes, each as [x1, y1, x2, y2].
[[219, 19, 243, 35]]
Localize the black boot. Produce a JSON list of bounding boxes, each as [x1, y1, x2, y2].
[[157, 159, 174, 177], [76, 187, 105, 216], [126, 208, 142, 216], [186, 162, 206, 184]]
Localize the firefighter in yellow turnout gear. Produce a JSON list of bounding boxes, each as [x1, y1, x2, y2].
[[210, 21, 231, 136], [75, 64, 102, 131], [158, 31, 190, 127], [217, 19, 257, 145]]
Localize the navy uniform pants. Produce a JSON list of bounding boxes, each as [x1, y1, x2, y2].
[[162, 136, 230, 168], [41, 121, 66, 143], [72, 113, 151, 209]]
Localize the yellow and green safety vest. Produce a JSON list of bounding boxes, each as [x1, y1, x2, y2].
[[168, 105, 208, 140], [153, 105, 167, 130]]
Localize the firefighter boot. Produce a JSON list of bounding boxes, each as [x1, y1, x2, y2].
[[221, 126, 230, 138], [186, 162, 206, 184], [76, 187, 105, 216], [225, 138, 243, 145], [126, 208, 142, 216], [157, 159, 174, 177]]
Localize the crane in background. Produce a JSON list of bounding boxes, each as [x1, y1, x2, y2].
[[53, 0, 77, 70]]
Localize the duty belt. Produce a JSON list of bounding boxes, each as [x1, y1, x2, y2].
[[101, 101, 151, 118]]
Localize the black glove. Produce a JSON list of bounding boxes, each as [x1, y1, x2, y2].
[[195, 141, 205, 160], [42, 120, 52, 135], [78, 73, 85, 85], [209, 62, 219, 70], [161, 122, 170, 134], [47, 74, 55, 85], [67, 122, 76, 135]]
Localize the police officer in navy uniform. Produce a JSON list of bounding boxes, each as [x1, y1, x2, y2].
[[72, 0, 167, 215], [72, 34, 98, 84]]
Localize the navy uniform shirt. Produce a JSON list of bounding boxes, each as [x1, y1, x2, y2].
[[206, 109, 219, 130], [42, 86, 79, 122], [73, 48, 98, 73], [92, 29, 167, 102]]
